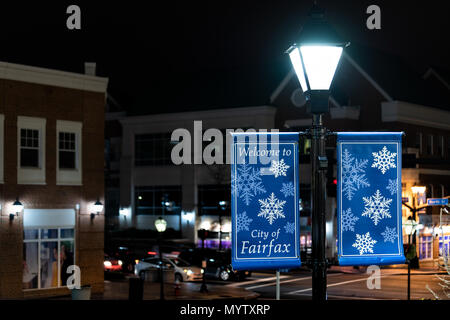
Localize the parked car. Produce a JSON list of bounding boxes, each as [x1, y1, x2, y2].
[[134, 256, 202, 282], [179, 248, 251, 281], [104, 254, 123, 273]]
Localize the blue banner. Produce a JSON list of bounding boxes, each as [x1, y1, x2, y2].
[[337, 132, 405, 266], [231, 132, 301, 270]]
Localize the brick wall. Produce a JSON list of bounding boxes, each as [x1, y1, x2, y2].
[[0, 79, 105, 299]]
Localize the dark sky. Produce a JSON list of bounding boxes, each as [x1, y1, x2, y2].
[[0, 1, 448, 114]]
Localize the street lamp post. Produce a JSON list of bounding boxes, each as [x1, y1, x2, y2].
[[287, 4, 349, 301], [404, 217, 418, 300], [155, 217, 167, 300]]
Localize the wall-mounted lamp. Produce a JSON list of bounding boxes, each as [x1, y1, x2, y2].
[[119, 207, 130, 219], [10, 198, 24, 221], [91, 199, 103, 220]]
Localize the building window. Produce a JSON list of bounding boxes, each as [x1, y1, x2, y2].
[[419, 236, 433, 260], [57, 120, 82, 185], [59, 132, 76, 169], [198, 184, 231, 216], [23, 228, 75, 290], [135, 186, 182, 215], [17, 116, 46, 184], [415, 132, 422, 150], [427, 134, 433, 155], [20, 129, 40, 167], [135, 133, 173, 166], [437, 136, 444, 157], [439, 235, 450, 259]]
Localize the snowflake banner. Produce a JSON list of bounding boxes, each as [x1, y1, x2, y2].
[[337, 132, 405, 266], [231, 132, 301, 270]]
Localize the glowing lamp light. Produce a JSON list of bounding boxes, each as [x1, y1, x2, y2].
[[10, 198, 24, 221], [411, 186, 426, 195], [93, 199, 103, 213], [119, 207, 130, 217], [286, 4, 349, 113], [155, 217, 167, 233], [404, 218, 418, 236], [13, 199, 24, 213]]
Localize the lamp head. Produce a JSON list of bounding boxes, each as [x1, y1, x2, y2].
[[287, 4, 349, 102], [93, 199, 103, 213], [155, 217, 167, 233], [13, 199, 24, 213]]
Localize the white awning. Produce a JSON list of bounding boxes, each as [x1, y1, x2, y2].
[[23, 209, 75, 228]]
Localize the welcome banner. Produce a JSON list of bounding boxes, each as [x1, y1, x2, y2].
[[337, 132, 405, 266], [231, 132, 301, 270]]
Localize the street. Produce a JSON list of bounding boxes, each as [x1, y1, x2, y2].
[[224, 269, 448, 300]]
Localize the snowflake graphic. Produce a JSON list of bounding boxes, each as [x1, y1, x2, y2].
[[269, 159, 290, 178], [372, 146, 397, 174], [341, 208, 359, 232], [236, 211, 253, 232], [280, 182, 295, 198], [232, 162, 266, 206], [352, 232, 377, 255], [386, 179, 398, 195], [284, 222, 295, 234], [362, 190, 393, 225], [341, 149, 370, 200], [381, 226, 398, 243], [258, 192, 286, 225]]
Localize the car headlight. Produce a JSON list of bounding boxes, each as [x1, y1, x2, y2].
[[118, 260, 123, 266], [184, 269, 194, 275], [104, 261, 112, 267], [201, 269, 204, 274]]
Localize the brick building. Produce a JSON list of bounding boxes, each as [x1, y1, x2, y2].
[[0, 61, 108, 298]]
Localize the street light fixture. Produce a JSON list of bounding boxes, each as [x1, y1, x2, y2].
[[155, 216, 167, 300], [287, 4, 348, 301], [287, 4, 349, 114]]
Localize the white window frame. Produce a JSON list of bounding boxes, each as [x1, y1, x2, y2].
[[56, 120, 82, 185], [17, 116, 46, 185], [23, 227, 75, 290], [0, 114, 4, 183]]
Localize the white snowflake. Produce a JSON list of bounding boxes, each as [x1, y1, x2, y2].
[[381, 226, 398, 243], [341, 208, 359, 232], [352, 232, 377, 255], [284, 222, 295, 234], [236, 211, 253, 232], [386, 179, 398, 195], [232, 162, 266, 206], [258, 192, 286, 225], [280, 182, 295, 198], [269, 159, 290, 178], [362, 189, 393, 225], [341, 149, 370, 200], [371, 146, 397, 174]]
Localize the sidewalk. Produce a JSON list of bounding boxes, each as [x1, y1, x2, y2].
[[328, 265, 449, 275], [50, 277, 259, 300]]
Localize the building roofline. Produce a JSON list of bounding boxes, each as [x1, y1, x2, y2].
[[0, 61, 109, 93], [423, 67, 450, 90], [119, 105, 277, 125]]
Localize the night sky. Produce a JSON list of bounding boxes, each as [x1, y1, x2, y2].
[[0, 1, 448, 114]]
